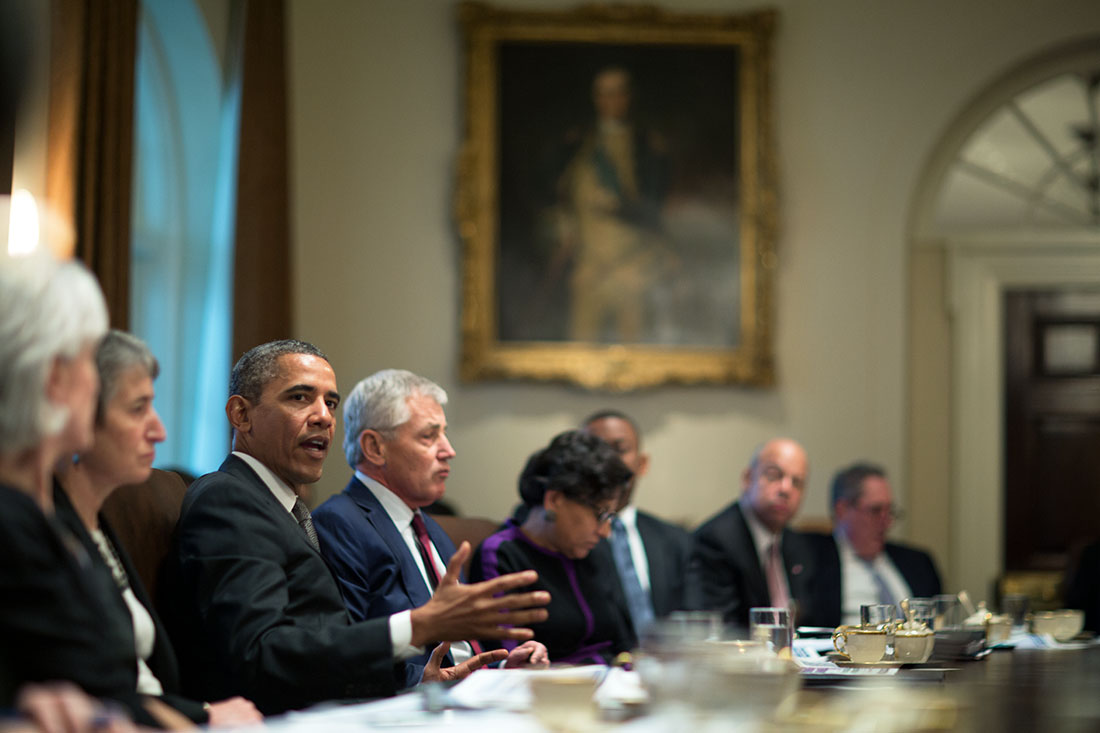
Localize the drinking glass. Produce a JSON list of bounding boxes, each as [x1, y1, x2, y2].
[[906, 598, 936, 628], [860, 603, 898, 658], [1001, 593, 1030, 629], [749, 606, 793, 657], [933, 594, 963, 630]]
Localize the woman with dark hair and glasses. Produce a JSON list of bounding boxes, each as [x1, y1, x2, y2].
[[470, 430, 636, 664]]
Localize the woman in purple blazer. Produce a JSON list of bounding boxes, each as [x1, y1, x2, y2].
[[471, 430, 636, 664]]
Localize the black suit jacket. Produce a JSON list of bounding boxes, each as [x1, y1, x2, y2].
[[53, 483, 206, 723], [0, 483, 157, 724], [1065, 540, 1100, 633], [800, 532, 943, 627], [159, 455, 399, 714], [634, 510, 692, 618], [686, 501, 818, 628]]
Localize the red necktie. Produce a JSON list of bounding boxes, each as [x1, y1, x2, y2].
[[411, 512, 441, 589], [766, 540, 790, 608], [411, 512, 482, 654]]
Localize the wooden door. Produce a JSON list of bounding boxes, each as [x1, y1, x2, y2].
[[1004, 290, 1100, 572]]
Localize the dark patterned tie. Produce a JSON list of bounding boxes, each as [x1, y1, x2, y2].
[[611, 517, 656, 634], [411, 512, 441, 590], [291, 497, 320, 552]]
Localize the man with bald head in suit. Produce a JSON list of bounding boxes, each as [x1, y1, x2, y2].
[[687, 438, 819, 628]]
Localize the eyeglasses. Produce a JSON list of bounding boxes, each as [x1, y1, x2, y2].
[[858, 503, 905, 521], [572, 498, 617, 524]]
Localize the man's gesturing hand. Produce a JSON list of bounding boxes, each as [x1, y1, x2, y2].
[[421, 642, 509, 683], [409, 542, 549, 648]]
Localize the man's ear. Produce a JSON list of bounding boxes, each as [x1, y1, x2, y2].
[[635, 452, 651, 479], [359, 430, 387, 466], [740, 465, 754, 493], [226, 395, 251, 434]]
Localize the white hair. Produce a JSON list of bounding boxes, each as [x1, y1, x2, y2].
[[343, 369, 447, 467], [0, 251, 108, 453]]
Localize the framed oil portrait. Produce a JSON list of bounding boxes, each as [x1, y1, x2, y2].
[[456, 2, 778, 389]]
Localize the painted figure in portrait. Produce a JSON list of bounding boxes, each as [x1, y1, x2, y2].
[[496, 44, 742, 347]]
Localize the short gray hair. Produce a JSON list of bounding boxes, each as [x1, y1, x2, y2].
[[230, 339, 328, 403], [95, 330, 159, 422], [343, 369, 447, 467], [0, 251, 108, 453]]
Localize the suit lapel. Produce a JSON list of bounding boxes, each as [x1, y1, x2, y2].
[[422, 513, 457, 578], [733, 503, 770, 603], [781, 528, 811, 604], [635, 513, 666, 613], [345, 479, 434, 608], [221, 454, 320, 554]]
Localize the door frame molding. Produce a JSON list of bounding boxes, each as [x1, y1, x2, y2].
[[944, 233, 1100, 597]]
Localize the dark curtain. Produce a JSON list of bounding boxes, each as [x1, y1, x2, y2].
[[232, 0, 292, 361], [47, 0, 137, 329]]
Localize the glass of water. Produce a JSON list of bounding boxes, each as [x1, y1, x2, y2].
[[749, 606, 793, 657]]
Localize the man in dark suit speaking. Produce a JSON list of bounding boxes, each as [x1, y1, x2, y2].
[[312, 369, 548, 689], [160, 341, 548, 714], [802, 463, 942, 627]]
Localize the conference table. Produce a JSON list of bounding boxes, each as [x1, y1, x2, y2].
[[262, 639, 1100, 732]]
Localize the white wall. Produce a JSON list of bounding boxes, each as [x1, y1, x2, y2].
[[286, 0, 1100, 588]]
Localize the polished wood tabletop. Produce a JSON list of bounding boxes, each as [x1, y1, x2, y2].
[[942, 646, 1100, 731]]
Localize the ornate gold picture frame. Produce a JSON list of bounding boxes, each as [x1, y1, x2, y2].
[[456, 2, 777, 389]]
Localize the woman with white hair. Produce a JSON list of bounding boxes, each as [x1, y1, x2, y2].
[[0, 253, 158, 727], [0, 251, 107, 507]]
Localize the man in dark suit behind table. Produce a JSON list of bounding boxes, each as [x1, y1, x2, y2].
[[160, 341, 549, 714], [313, 369, 548, 688], [581, 410, 692, 635], [686, 438, 819, 629], [801, 463, 941, 627]]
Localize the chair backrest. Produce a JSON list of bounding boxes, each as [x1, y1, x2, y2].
[[100, 468, 188, 603], [427, 514, 501, 576]]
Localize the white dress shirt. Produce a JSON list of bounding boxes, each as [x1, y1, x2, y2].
[[354, 471, 473, 663], [835, 531, 913, 626], [232, 452, 416, 657], [615, 505, 651, 593], [89, 528, 164, 695]]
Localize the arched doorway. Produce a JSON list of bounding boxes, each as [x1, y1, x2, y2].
[[907, 37, 1100, 600]]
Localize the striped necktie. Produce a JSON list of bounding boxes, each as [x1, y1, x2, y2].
[[611, 517, 656, 634], [291, 497, 320, 552]]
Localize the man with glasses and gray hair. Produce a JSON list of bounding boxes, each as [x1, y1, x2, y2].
[[802, 463, 942, 627]]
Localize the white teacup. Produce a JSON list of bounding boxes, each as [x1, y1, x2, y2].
[[894, 628, 935, 663], [1031, 609, 1084, 642], [832, 626, 888, 663], [985, 614, 1012, 645], [528, 673, 598, 730]]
